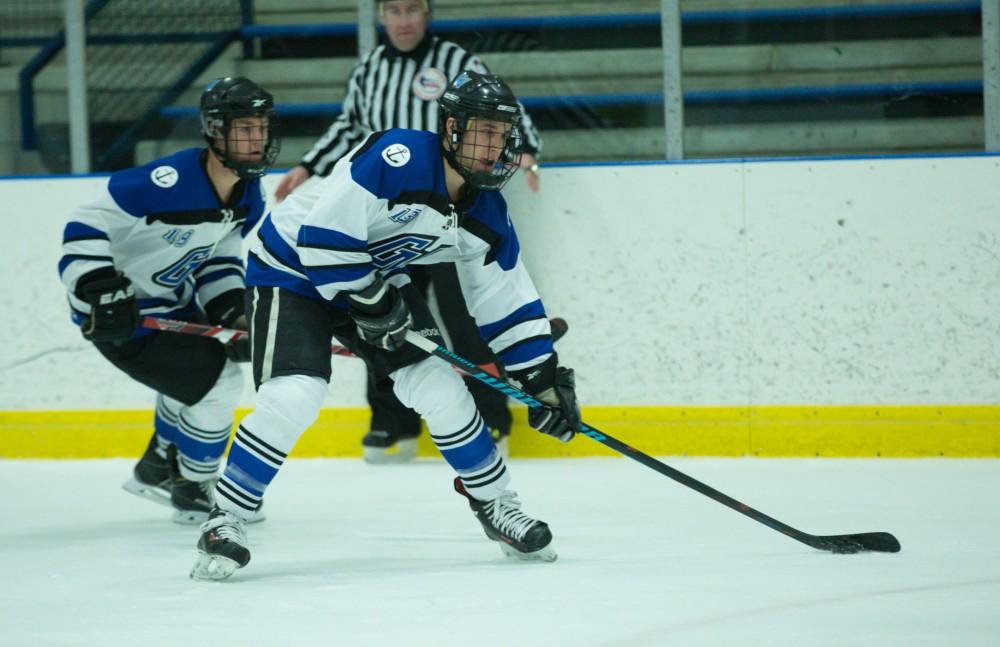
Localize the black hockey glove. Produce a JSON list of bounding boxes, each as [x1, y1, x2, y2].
[[346, 276, 412, 352], [510, 355, 580, 442], [206, 290, 251, 362], [78, 271, 139, 343]]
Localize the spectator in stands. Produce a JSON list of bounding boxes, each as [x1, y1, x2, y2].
[[274, 0, 547, 464]]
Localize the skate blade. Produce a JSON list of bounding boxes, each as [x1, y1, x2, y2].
[[190, 552, 241, 581], [363, 438, 417, 464], [122, 477, 172, 508], [499, 542, 558, 562]]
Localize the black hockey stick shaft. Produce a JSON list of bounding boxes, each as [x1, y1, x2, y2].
[[404, 331, 900, 555]]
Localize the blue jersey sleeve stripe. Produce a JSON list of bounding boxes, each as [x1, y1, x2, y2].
[[298, 225, 368, 251], [479, 299, 547, 342], [246, 253, 325, 301], [258, 218, 307, 274], [63, 221, 109, 243], [304, 261, 371, 272], [306, 265, 374, 286], [496, 336, 555, 367], [58, 255, 113, 276]]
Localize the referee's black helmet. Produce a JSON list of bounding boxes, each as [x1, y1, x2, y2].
[[200, 76, 280, 179], [438, 71, 523, 191]]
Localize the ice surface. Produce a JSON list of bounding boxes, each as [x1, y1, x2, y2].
[[1, 457, 997, 646]]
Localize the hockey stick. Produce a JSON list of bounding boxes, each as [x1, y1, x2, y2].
[[404, 330, 901, 555], [141, 316, 356, 358], [140, 316, 571, 377]]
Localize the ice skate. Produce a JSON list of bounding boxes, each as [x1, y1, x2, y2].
[[190, 506, 250, 581], [171, 475, 216, 525], [362, 429, 418, 464], [121, 436, 174, 507], [172, 474, 267, 525], [453, 477, 557, 562]]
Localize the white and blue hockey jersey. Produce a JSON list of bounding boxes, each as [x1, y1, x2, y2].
[[59, 148, 266, 336], [248, 128, 553, 371]]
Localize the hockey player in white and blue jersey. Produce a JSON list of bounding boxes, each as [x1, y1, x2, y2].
[[59, 77, 279, 524], [190, 71, 580, 580]]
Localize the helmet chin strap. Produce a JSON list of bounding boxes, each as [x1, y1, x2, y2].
[[442, 125, 472, 183]]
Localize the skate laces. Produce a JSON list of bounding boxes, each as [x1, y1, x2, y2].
[[203, 510, 246, 544], [484, 491, 537, 541]]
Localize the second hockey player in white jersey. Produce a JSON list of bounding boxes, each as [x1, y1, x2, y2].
[[191, 71, 581, 580], [59, 77, 279, 524]]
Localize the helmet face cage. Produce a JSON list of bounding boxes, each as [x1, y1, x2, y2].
[[200, 77, 281, 180], [438, 72, 523, 192], [443, 113, 522, 191]]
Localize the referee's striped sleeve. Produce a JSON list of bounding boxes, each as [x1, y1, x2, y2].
[[299, 36, 544, 176], [301, 59, 370, 177]]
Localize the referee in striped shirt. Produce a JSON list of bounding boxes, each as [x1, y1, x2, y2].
[[275, 0, 545, 463], [275, 0, 542, 198]]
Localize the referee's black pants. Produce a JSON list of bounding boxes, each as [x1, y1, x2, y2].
[[366, 262, 512, 439]]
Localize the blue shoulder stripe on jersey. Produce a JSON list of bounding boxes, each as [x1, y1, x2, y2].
[[246, 252, 325, 301], [479, 299, 547, 342], [349, 129, 443, 202], [298, 224, 368, 251], [63, 221, 109, 243], [108, 148, 202, 217], [496, 336, 554, 367], [306, 264, 374, 287], [258, 217, 308, 274], [58, 254, 113, 277]]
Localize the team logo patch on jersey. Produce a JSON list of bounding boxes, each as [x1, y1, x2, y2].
[[382, 144, 411, 168], [412, 67, 447, 101], [389, 207, 420, 224], [150, 165, 178, 188]]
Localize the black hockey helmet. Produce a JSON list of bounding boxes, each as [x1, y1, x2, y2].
[[200, 76, 280, 179], [438, 71, 523, 191]]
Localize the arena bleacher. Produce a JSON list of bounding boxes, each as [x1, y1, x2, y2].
[[0, 0, 987, 173]]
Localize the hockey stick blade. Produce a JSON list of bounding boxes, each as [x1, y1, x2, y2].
[[404, 330, 901, 555], [807, 532, 901, 554]]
